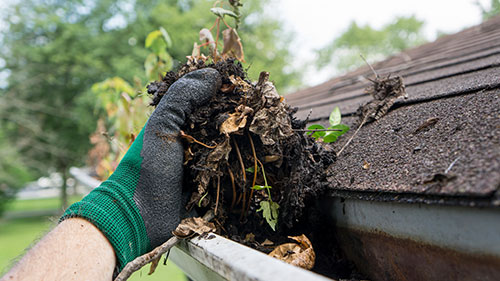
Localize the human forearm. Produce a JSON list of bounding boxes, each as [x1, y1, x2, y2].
[[1, 218, 116, 281]]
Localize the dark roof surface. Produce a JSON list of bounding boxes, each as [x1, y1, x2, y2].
[[286, 16, 500, 205]]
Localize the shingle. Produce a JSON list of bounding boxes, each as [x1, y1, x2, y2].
[[286, 15, 500, 203]]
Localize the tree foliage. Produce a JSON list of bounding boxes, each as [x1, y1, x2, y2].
[[0, 0, 299, 208], [316, 15, 426, 73], [477, 0, 500, 20]]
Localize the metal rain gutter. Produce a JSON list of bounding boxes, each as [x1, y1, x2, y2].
[[327, 197, 500, 281], [169, 233, 331, 281]]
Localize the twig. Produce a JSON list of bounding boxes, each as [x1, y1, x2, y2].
[[295, 129, 343, 133], [114, 236, 180, 281], [232, 137, 247, 218], [245, 132, 258, 216], [337, 117, 367, 157], [180, 130, 217, 149], [232, 137, 246, 183], [445, 156, 461, 174], [360, 54, 379, 79], [114, 211, 215, 281], [227, 165, 237, 210], [215, 170, 221, 215]]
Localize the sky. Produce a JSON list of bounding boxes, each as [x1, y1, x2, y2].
[[271, 0, 491, 87]]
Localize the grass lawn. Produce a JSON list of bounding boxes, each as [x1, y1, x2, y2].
[[5, 195, 83, 213], [1, 198, 187, 281]]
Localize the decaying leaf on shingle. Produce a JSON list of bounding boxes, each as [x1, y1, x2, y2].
[[357, 75, 407, 124], [269, 234, 315, 270]]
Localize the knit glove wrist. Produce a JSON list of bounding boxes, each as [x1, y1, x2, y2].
[[61, 68, 221, 270]]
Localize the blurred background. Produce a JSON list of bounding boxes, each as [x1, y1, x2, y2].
[[0, 0, 498, 279]]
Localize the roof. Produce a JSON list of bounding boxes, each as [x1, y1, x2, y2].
[[286, 16, 500, 206]]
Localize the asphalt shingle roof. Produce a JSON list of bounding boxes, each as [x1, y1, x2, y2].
[[286, 16, 500, 206]]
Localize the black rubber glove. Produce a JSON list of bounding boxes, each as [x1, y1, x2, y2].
[[61, 68, 221, 270]]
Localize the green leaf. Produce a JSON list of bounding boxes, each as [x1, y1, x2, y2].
[[245, 166, 260, 173], [329, 106, 342, 126], [251, 185, 272, 191], [257, 201, 279, 231], [307, 124, 326, 139], [145, 30, 162, 48], [210, 7, 238, 19], [323, 124, 350, 143], [159, 27, 172, 49]]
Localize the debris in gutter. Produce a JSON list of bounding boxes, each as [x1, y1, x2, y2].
[[269, 234, 316, 270]]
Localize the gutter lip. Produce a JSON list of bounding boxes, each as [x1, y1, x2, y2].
[[170, 233, 332, 281], [326, 188, 500, 208]]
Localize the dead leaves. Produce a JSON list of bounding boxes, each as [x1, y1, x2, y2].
[[249, 76, 293, 145], [269, 234, 315, 270], [172, 217, 216, 239], [219, 104, 254, 135], [358, 75, 407, 124], [222, 28, 244, 61]]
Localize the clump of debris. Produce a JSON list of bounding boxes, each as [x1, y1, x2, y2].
[[148, 58, 333, 233], [147, 58, 364, 279]]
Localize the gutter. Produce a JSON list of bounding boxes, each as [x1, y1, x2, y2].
[[326, 197, 500, 281], [72, 168, 500, 280], [169, 233, 331, 281]]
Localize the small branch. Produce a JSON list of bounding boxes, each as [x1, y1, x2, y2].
[[215, 170, 221, 215], [245, 132, 258, 216], [295, 129, 343, 132], [337, 117, 366, 157], [360, 54, 379, 79], [227, 165, 237, 210], [445, 156, 461, 174], [180, 130, 217, 149], [115, 212, 215, 281], [232, 137, 246, 183], [114, 236, 180, 281]]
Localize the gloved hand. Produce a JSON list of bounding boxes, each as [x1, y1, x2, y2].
[[61, 68, 221, 271]]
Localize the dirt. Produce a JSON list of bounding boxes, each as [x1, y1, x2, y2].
[[147, 58, 362, 279]]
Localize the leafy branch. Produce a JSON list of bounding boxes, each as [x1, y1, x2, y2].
[[251, 159, 279, 231], [192, 0, 244, 62]]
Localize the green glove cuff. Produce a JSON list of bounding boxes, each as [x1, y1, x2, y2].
[[60, 128, 150, 270]]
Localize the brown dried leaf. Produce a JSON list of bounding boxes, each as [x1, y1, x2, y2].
[[228, 75, 252, 93], [220, 112, 247, 135], [220, 83, 236, 93], [358, 75, 406, 124], [244, 233, 256, 243], [248, 80, 293, 145], [222, 28, 244, 61], [219, 105, 254, 135], [268, 234, 315, 270], [261, 239, 274, 246], [362, 160, 370, 170], [199, 28, 215, 50], [172, 217, 216, 239], [148, 256, 161, 275], [191, 42, 200, 57], [196, 137, 231, 194]]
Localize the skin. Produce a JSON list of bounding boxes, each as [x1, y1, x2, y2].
[[1, 218, 116, 281]]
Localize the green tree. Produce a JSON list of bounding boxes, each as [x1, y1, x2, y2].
[[477, 0, 500, 20], [0, 0, 299, 209], [316, 15, 426, 73]]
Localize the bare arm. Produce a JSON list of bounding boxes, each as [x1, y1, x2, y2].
[[1, 218, 116, 281]]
